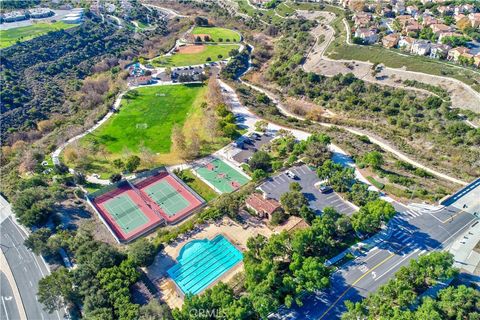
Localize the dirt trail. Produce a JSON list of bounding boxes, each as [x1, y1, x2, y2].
[[298, 10, 480, 112]]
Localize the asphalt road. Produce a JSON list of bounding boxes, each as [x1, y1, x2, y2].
[[273, 203, 477, 319], [259, 164, 357, 216], [1, 271, 21, 320], [0, 216, 62, 320]]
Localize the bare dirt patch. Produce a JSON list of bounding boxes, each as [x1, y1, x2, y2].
[[176, 44, 206, 54]]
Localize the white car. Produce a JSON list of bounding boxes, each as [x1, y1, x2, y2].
[[286, 170, 297, 179]]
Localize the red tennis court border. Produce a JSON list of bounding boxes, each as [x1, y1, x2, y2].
[[86, 169, 206, 243], [133, 172, 205, 224], [90, 184, 164, 243]]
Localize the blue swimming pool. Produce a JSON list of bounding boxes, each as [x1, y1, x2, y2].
[[167, 235, 243, 295]]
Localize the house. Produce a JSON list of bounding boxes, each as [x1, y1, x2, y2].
[[28, 8, 54, 19], [455, 4, 474, 15], [429, 44, 451, 59], [405, 22, 421, 33], [355, 28, 379, 44], [474, 54, 480, 68], [411, 40, 431, 55], [437, 5, 453, 15], [245, 193, 282, 220], [430, 23, 452, 36], [469, 13, 480, 28], [128, 75, 152, 86], [393, 1, 405, 15], [396, 15, 414, 27], [423, 15, 439, 27], [438, 31, 463, 42], [1, 10, 27, 22], [399, 36, 415, 50], [447, 46, 470, 61], [382, 7, 394, 18], [353, 12, 372, 27], [382, 33, 400, 48], [406, 5, 418, 16], [454, 14, 466, 23]]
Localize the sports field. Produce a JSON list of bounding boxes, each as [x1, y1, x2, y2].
[[0, 21, 78, 48], [83, 84, 206, 154], [103, 194, 149, 233], [191, 26, 241, 42], [93, 186, 163, 242], [135, 172, 205, 223], [151, 44, 240, 67], [195, 158, 250, 193]]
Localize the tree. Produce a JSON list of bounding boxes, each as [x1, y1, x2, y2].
[[110, 173, 122, 183], [271, 210, 287, 225], [299, 205, 316, 224], [289, 182, 302, 192], [280, 190, 308, 216], [125, 155, 141, 172], [249, 151, 271, 171], [351, 199, 396, 234], [171, 124, 186, 158], [138, 300, 173, 320], [112, 159, 124, 169], [38, 267, 75, 313], [194, 16, 209, 26], [128, 238, 156, 267], [363, 151, 384, 170], [347, 183, 379, 206], [304, 140, 331, 167], [254, 120, 268, 132], [187, 131, 201, 160], [12, 186, 56, 227], [24, 228, 53, 255], [252, 169, 268, 181]]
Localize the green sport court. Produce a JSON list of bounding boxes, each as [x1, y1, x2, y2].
[[102, 194, 149, 234], [144, 180, 190, 216], [195, 158, 250, 193]]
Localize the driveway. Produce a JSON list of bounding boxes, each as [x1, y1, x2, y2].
[[259, 164, 356, 216]]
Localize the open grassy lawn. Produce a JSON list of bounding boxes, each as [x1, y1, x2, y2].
[[192, 26, 240, 42], [178, 169, 218, 201], [151, 44, 240, 67], [84, 84, 207, 154], [0, 21, 78, 48]]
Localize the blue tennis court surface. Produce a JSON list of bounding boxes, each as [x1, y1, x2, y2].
[[167, 235, 243, 295]]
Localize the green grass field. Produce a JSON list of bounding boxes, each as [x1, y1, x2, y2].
[[83, 84, 207, 154], [178, 170, 217, 201], [151, 44, 240, 67], [191, 26, 240, 42], [0, 21, 78, 48]]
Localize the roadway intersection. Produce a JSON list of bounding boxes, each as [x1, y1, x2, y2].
[[274, 201, 477, 319]]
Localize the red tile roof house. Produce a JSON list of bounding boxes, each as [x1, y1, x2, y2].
[[355, 28, 379, 44], [430, 23, 453, 36], [245, 192, 282, 221], [405, 21, 422, 33], [382, 33, 400, 48], [399, 36, 415, 51], [423, 15, 440, 27], [447, 47, 470, 62], [474, 55, 480, 68], [469, 13, 480, 28]]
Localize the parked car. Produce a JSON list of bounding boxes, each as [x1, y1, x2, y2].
[[318, 185, 333, 194], [286, 170, 297, 179]]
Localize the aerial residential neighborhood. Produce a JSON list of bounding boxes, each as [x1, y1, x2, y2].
[[0, 0, 479, 320]]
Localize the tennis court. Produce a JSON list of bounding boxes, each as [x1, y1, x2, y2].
[[195, 158, 250, 193], [103, 194, 149, 234], [144, 180, 191, 217]]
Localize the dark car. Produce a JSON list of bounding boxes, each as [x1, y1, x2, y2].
[[319, 185, 333, 194]]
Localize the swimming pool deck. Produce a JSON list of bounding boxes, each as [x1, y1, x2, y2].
[[146, 215, 273, 309]]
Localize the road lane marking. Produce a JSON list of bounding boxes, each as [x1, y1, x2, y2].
[[375, 248, 419, 282], [1, 296, 10, 320], [318, 253, 395, 320]]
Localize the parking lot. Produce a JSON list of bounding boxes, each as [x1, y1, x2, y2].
[[259, 164, 357, 216], [232, 133, 273, 164]]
